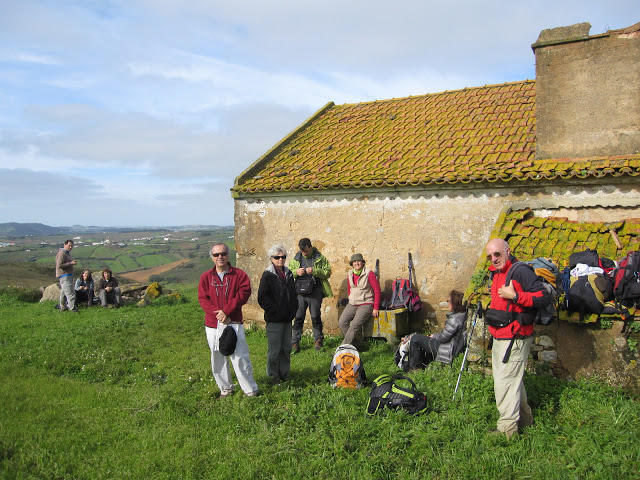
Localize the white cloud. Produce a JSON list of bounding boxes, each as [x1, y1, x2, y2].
[[0, 0, 637, 226]]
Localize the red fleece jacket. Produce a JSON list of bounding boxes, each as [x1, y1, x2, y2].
[[198, 266, 251, 328]]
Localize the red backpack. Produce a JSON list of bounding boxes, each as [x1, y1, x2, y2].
[[613, 251, 640, 307], [389, 253, 422, 312], [389, 278, 422, 312]]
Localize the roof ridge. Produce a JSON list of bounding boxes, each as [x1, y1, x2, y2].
[[336, 79, 535, 108]]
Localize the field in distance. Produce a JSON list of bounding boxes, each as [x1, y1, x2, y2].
[[0, 226, 235, 289]]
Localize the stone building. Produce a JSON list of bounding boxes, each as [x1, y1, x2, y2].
[[231, 22, 640, 384]]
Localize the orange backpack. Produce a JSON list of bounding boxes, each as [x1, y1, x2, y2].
[[328, 344, 366, 389]]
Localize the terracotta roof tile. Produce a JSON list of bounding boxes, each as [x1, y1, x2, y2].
[[233, 80, 640, 195]]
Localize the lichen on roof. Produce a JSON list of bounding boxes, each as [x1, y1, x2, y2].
[[232, 80, 640, 196]]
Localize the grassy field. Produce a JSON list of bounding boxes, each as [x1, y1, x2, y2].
[[0, 228, 235, 289], [1, 288, 639, 479]]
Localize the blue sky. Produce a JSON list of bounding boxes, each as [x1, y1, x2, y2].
[[0, 1, 637, 227]]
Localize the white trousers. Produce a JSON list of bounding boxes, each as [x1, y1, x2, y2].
[[205, 324, 258, 395]]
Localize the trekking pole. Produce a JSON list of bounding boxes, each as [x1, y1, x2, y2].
[[453, 300, 483, 401]]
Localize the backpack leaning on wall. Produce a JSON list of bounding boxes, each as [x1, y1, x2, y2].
[[567, 274, 613, 320], [366, 373, 427, 416], [328, 344, 366, 389], [613, 251, 640, 307], [388, 253, 422, 312]]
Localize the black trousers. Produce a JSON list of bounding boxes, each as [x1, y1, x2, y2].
[[408, 334, 440, 370]]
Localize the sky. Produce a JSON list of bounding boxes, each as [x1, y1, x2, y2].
[[0, 1, 637, 227]]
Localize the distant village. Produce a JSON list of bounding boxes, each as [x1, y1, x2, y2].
[[0, 233, 201, 251]]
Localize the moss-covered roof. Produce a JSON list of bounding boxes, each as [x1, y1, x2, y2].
[[232, 80, 640, 196], [465, 208, 640, 323]]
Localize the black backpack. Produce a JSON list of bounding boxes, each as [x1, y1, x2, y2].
[[366, 374, 427, 416], [486, 262, 556, 327]]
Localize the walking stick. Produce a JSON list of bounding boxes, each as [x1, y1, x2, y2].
[[453, 301, 483, 401]]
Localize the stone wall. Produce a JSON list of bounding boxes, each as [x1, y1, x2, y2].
[[533, 22, 640, 159], [234, 182, 640, 382], [234, 182, 640, 328]]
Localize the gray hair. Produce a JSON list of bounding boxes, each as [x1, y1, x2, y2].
[[210, 242, 230, 259], [267, 244, 287, 258]]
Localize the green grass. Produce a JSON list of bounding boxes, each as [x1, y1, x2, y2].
[[1, 288, 638, 479]]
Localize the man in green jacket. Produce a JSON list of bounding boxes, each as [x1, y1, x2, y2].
[[289, 238, 333, 352]]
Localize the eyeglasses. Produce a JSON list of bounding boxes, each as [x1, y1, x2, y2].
[[272, 255, 286, 260], [486, 252, 502, 260], [212, 252, 228, 258]]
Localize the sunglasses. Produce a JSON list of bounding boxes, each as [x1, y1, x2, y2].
[[272, 255, 286, 260], [212, 252, 228, 258], [486, 251, 502, 260]]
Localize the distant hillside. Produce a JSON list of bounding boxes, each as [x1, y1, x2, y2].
[[0, 223, 231, 237], [0, 223, 66, 237]]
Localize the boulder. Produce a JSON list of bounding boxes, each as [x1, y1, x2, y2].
[[40, 283, 60, 302]]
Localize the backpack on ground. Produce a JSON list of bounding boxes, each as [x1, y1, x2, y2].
[[328, 344, 366, 389], [613, 251, 640, 307], [366, 373, 427, 416]]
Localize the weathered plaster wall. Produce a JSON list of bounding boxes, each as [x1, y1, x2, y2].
[[234, 182, 640, 333], [534, 24, 640, 159]]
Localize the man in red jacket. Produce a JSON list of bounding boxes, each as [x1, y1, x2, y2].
[[198, 243, 259, 397], [485, 238, 549, 439]]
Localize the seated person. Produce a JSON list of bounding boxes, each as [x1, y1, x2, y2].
[[338, 253, 380, 348], [75, 269, 94, 306], [96, 269, 122, 308], [396, 289, 467, 371]]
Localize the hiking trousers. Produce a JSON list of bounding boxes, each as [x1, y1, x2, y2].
[[292, 288, 324, 344], [205, 324, 258, 395], [491, 337, 533, 434], [58, 275, 76, 310], [339, 303, 373, 346], [266, 322, 292, 381]]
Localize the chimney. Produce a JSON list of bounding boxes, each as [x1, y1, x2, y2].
[[532, 21, 640, 159]]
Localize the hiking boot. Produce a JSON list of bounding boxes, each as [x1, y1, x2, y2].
[[292, 343, 300, 354], [245, 390, 260, 397], [314, 339, 323, 351], [220, 389, 233, 398]]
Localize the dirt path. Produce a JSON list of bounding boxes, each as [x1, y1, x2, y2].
[[120, 259, 190, 283]]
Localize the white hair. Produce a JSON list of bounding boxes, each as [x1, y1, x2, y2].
[[267, 244, 287, 258]]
